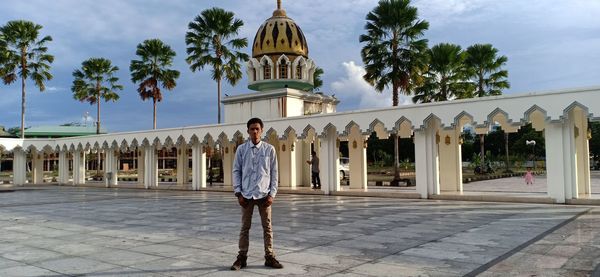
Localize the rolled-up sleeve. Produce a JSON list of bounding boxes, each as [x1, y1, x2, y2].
[[269, 145, 278, 198]]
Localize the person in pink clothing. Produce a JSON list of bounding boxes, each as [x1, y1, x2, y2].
[[524, 167, 535, 185]]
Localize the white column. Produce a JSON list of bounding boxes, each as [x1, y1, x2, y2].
[[12, 149, 27, 186], [143, 146, 158, 189], [104, 150, 118, 187], [300, 140, 312, 187], [573, 109, 591, 197], [176, 144, 189, 185], [414, 130, 428, 198], [137, 148, 145, 185], [348, 136, 368, 190], [278, 139, 297, 188], [414, 125, 440, 198], [319, 128, 339, 194], [32, 152, 44, 185], [438, 128, 462, 192], [191, 143, 206, 190], [72, 150, 86, 185], [545, 120, 576, 203], [58, 151, 68, 184], [222, 143, 235, 186]]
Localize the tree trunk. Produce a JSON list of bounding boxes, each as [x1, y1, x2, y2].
[[393, 133, 401, 181], [20, 76, 26, 139], [504, 132, 510, 172], [96, 83, 101, 135], [153, 98, 157, 129], [217, 78, 222, 124], [20, 48, 27, 139], [480, 134, 485, 172]]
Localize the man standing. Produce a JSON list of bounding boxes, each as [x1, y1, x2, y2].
[[306, 150, 321, 189], [231, 117, 283, 270]]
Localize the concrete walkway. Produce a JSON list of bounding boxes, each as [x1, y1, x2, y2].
[[0, 187, 598, 276]]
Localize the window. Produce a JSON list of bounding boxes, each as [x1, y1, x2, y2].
[[263, 61, 271, 80], [296, 64, 302, 79], [279, 62, 288, 79]]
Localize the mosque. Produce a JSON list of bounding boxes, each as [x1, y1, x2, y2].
[[0, 0, 598, 205]]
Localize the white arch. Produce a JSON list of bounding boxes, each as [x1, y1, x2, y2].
[[276, 54, 291, 79]]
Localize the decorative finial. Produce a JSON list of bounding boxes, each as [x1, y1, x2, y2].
[[273, 0, 286, 17]]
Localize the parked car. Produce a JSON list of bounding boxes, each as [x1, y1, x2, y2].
[[339, 157, 349, 180]]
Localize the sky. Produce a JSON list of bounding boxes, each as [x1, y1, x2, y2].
[[1, 0, 599, 132]]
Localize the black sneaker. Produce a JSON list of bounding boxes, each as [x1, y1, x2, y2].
[[230, 254, 247, 270], [264, 255, 283, 269]]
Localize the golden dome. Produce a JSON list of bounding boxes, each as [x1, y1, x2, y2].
[[251, 1, 309, 58]]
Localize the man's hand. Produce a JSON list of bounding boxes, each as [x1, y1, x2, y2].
[[265, 195, 273, 207], [237, 195, 248, 207]]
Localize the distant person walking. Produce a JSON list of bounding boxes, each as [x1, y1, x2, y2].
[[306, 150, 321, 189], [524, 167, 535, 185], [231, 117, 283, 270]]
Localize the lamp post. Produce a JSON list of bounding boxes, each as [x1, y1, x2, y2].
[[526, 140, 536, 170]]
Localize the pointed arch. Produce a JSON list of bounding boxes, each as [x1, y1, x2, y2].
[[264, 128, 278, 140], [299, 124, 316, 140], [523, 105, 549, 131], [292, 56, 308, 80], [343, 121, 361, 137], [395, 116, 414, 138], [487, 108, 519, 133], [259, 55, 274, 80], [217, 132, 230, 145], [563, 101, 590, 120], [452, 111, 475, 130], [320, 123, 338, 138], [276, 54, 291, 79], [202, 134, 215, 146]]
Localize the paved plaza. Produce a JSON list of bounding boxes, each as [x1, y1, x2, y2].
[[0, 187, 599, 276]]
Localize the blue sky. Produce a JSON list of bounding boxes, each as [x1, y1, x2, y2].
[[1, 0, 599, 132]]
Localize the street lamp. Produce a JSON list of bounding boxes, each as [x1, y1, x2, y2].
[[526, 140, 536, 170]]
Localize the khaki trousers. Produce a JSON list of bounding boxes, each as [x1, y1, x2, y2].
[[238, 198, 273, 257]]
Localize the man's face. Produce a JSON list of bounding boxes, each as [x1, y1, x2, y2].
[[247, 123, 263, 143]]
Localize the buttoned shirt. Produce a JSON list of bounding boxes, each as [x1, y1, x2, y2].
[[232, 140, 278, 199]]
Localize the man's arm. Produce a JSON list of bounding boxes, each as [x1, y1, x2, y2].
[[268, 145, 278, 198], [232, 144, 243, 195]]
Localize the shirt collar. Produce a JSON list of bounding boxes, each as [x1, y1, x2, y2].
[[250, 140, 263, 149]]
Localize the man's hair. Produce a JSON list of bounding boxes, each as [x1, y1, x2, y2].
[[311, 151, 316, 155], [247, 117, 264, 129]]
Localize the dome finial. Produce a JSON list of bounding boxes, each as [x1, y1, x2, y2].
[[273, 0, 286, 17]]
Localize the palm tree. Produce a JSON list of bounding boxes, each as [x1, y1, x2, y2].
[[0, 20, 54, 138], [311, 67, 324, 92], [72, 58, 122, 134], [130, 39, 180, 129], [186, 7, 249, 124], [360, 0, 429, 183], [412, 43, 470, 103], [465, 44, 509, 97], [465, 44, 509, 171]]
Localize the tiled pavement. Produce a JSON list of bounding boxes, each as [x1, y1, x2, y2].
[[0, 187, 598, 276]]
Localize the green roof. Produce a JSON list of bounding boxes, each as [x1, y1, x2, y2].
[[18, 125, 107, 138], [0, 126, 15, 137]]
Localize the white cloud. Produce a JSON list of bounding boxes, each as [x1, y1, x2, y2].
[[331, 61, 412, 110]]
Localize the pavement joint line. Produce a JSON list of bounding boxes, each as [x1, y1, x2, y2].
[[314, 211, 522, 276], [464, 207, 592, 277], [593, 260, 600, 277]]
